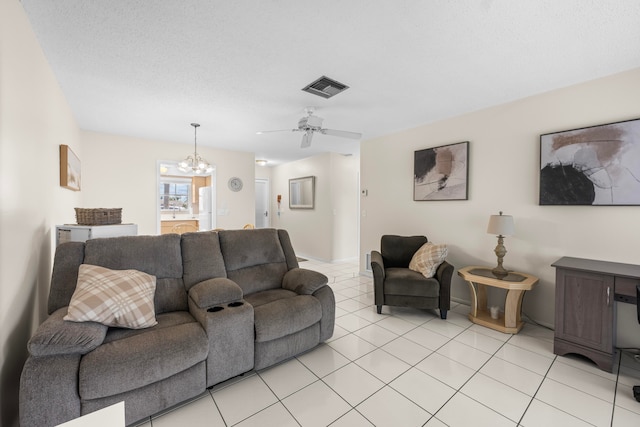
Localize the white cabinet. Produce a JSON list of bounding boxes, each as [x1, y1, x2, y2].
[[56, 224, 138, 246]]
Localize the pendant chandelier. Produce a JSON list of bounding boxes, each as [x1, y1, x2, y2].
[[178, 123, 213, 174]]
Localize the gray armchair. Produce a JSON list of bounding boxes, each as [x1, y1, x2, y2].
[[371, 235, 454, 319]]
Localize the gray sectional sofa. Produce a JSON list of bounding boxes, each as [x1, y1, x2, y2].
[[19, 228, 334, 426]]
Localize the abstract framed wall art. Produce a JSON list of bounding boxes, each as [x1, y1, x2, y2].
[[414, 141, 469, 201], [539, 118, 640, 206], [60, 144, 81, 191]]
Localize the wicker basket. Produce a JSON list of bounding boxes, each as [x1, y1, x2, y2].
[[75, 208, 122, 226]]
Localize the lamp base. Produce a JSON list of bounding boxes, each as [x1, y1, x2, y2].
[[492, 235, 509, 280], [491, 266, 509, 280]]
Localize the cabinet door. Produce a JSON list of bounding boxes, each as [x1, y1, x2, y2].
[[555, 269, 614, 352]]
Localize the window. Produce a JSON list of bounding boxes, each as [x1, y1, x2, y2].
[[159, 180, 191, 212]]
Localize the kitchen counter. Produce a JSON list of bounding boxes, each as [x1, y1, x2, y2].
[[161, 219, 199, 234]]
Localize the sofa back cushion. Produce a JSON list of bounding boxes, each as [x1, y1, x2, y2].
[[218, 229, 293, 295], [381, 235, 428, 268], [49, 241, 86, 314], [82, 234, 186, 313], [180, 231, 227, 291]]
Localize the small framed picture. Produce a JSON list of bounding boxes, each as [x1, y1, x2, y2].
[[60, 144, 81, 191], [414, 141, 469, 201], [539, 118, 640, 205]]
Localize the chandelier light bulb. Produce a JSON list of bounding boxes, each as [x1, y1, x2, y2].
[[178, 123, 213, 174]]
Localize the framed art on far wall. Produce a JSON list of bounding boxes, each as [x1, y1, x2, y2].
[[414, 141, 469, 201], [539, 118, 640, 206], [289, 176, 315, 209], [60, 144, 81, 191]]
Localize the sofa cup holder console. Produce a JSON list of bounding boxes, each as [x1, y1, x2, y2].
[[206, 301, 244, 313]]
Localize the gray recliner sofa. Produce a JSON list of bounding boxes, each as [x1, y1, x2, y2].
[[20, 228, 334, 426]]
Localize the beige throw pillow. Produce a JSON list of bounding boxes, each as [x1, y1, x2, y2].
[[64, 264, 158, 329], [409, 242, 448, 278]]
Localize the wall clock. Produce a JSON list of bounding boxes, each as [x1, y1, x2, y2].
[[228, 177, 243, 192]]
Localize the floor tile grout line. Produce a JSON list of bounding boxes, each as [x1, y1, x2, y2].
[[610, 350, 622, 427], [207, 388, 230, 427], [148, 263, 640, 426], [427, 335, 519, 425], [252, 372, 305, 427], [514, 344, 556, 426], [331, 311, 456, 362], [329, 304, 477, 424], [543, 372, 617, 406], [524, 354, 604, 427], [317, 364, 382, 418], [379, 315, 481, 424]]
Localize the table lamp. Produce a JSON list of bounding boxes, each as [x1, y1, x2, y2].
[[487, 211, 514, 279]]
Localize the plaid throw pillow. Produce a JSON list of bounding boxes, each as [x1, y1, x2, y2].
[[64, 264, 157, 329], [409, 242, 448, 278]]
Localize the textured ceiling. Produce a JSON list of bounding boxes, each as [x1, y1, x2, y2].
[[20, 0, 640, 165]]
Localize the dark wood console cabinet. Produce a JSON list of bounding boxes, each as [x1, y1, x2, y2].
[[552, 257, 640, 372]]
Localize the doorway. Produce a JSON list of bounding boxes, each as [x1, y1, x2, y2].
[[255, 179, 269, 228], [156, 161, 216, 234]]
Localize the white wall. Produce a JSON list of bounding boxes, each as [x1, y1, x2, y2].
[[330, 153, 359, 261], [271, 152, 358, 261], [361, 67, 640, 346], [255, 164, 272, 181], [0, 1, 82, 425], [81, 131, 256, 234]]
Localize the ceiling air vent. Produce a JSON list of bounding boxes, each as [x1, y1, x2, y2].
[[302, 76, 349, 99]]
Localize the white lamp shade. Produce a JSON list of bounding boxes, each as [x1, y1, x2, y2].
[[487, 214, 514, 236]]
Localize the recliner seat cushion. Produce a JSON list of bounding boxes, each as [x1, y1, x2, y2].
[[251, 294, 322, 342], [78, 318, 207, 399], [384, 268, 440, 298], [244, 289, 297, 308], [102, 311, 197, 344]]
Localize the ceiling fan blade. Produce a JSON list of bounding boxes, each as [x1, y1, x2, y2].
[[256, 129, 298, 135], [300, 131, 313, 148], [319, 128, 362, 139]]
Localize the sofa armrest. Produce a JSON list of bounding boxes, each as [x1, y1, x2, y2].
[[371, 250, 386, 307], [28, 307, 108, 357], [370, 250, 385, 283], [436, 260, 454, 311], [282, 268, 328, 295], [20, 353, 82, 427], [188, 277, 243, 309]]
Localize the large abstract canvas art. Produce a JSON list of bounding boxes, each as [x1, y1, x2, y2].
[[540, 118, 640, 206], [414, 141, 469, 201]]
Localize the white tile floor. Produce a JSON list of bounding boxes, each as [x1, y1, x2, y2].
[[135, 260, 640, 427]]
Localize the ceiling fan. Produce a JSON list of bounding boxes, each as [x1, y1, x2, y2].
[[257, 107, 362, 148]]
